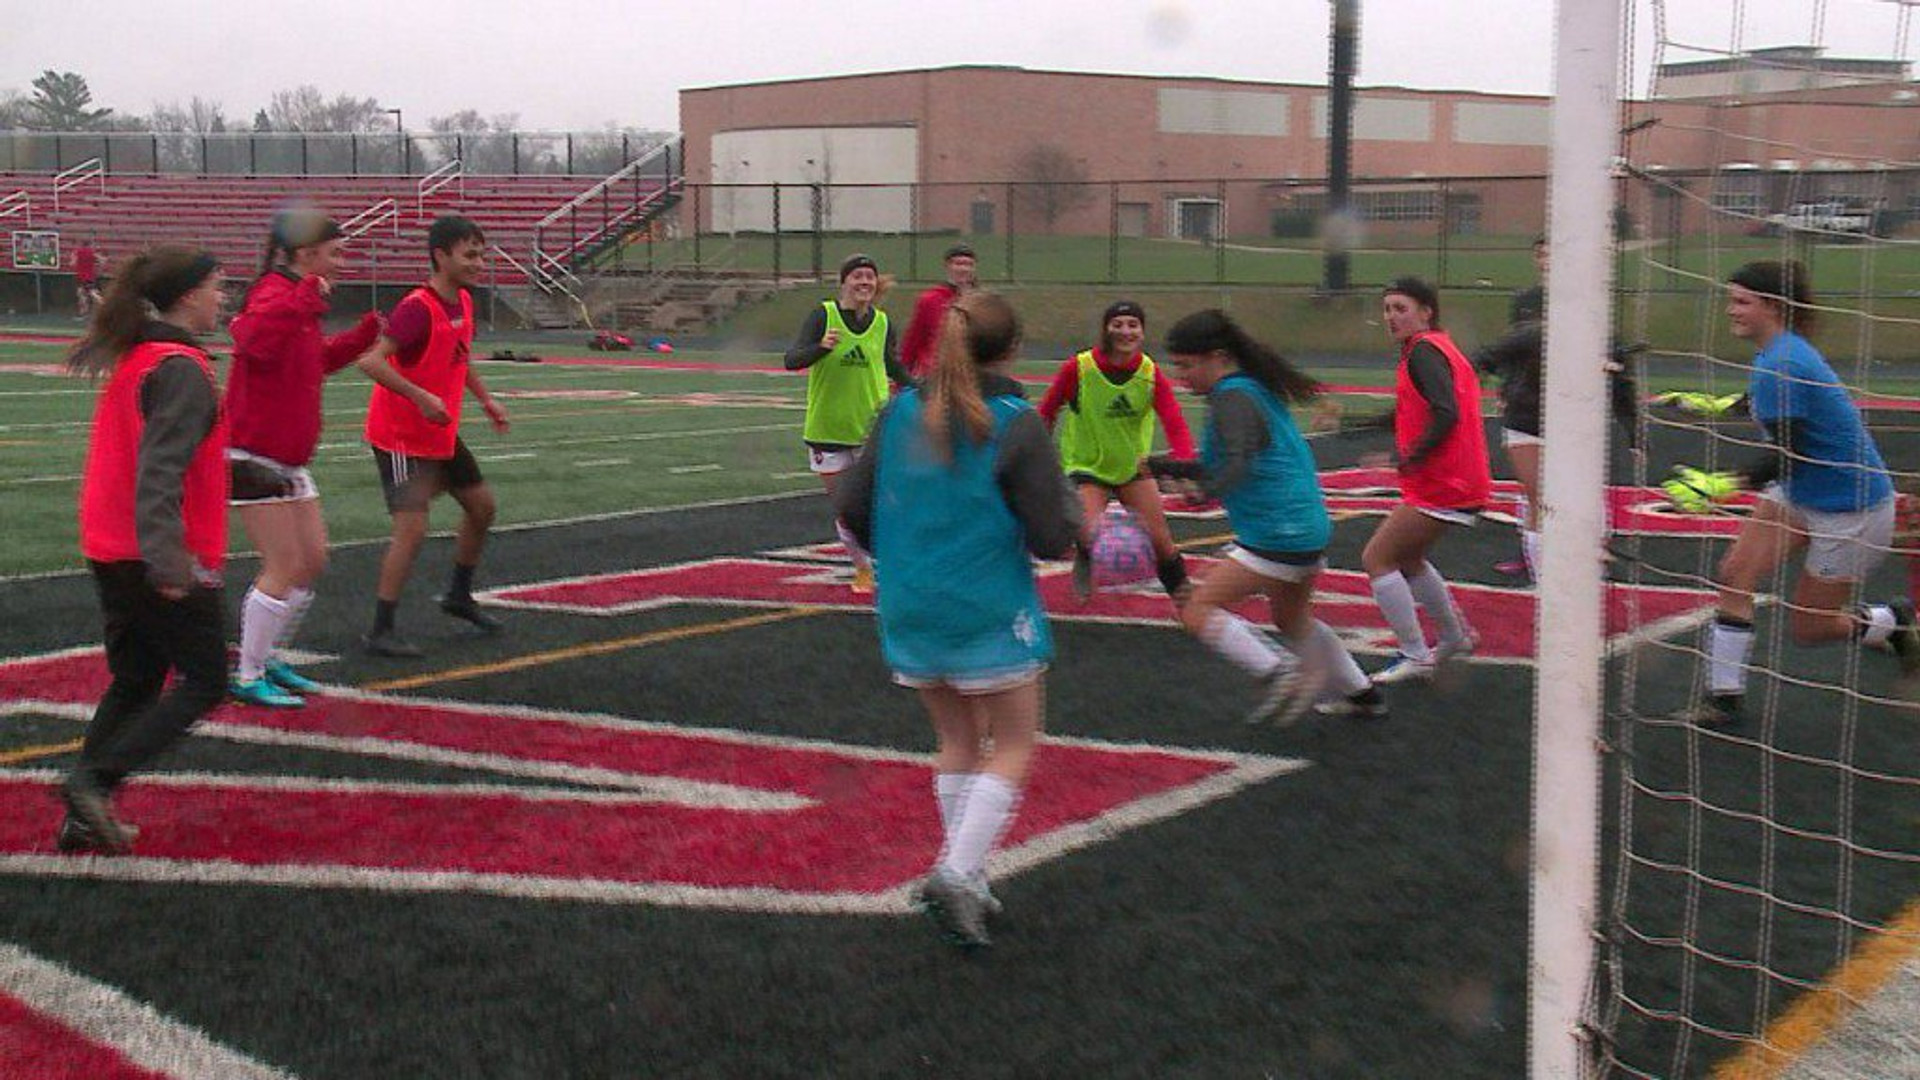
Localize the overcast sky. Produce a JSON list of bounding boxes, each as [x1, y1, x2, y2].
[[3, 1, 1913, 131]]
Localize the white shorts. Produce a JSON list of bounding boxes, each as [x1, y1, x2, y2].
[[893, 663, 1046, 695], [1416, 505, 1479, 527], [808, 446, 860, 475], [1502, 428, 1544, 449], [1759, 485, 1895, 582], [227, 450, 318, 505], [1226, 546, 1326, 583]]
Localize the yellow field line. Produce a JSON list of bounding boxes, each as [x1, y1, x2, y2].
[[358, 607, 823, 693], [0, 738, 84, 766], [1176, 532, 1236, 550], [1712, 897, 1920, 1078]]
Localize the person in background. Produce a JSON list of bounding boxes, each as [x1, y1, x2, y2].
[[900, 243, 976, 379], [73, 237, 102, 319], [785, 253, 909, 595]]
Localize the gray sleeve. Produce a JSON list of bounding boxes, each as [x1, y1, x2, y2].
[[783, 306, 831, 370], [882, 318, 911, 387], [994, 409, 1082, 560], [1197, 389, 1272, 499], [833, 400, 890, 552], [135, 355, 219, 590], [1403, 341, 1459, 468], [1474, 322, 1541, 379]]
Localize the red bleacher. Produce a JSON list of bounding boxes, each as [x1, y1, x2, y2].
[[0, 170, 648, 286]]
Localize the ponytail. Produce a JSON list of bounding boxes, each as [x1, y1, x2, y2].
[[66, 245, 219, 378], [1163, 309, 1320, 403], [922, 291, 1021, 460]]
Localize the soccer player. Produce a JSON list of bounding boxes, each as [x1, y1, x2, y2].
[[1036, 300, 1197, 601], [61, 246, 228, 853], [1149, 310, 1381, 724], [224, 208, 389, 706], [1689, 260, 1915, 728], [72, 237, 102, 318], [836, 291, 1081, 949], [1363, 277, 1491, 684], [784, 253, 908, 595], [900, 243, 975, 379], [357, 215, 510, 657]]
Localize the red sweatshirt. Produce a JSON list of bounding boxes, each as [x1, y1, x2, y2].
[[1036, 348, 1197, 459], [225, 271, 382, 467], [900, 282, 959, 378]]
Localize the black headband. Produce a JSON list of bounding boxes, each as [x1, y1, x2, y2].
[[1103, 300, 1146, 326], [145, 254, 220, 312], [839, 253, 878, 281]]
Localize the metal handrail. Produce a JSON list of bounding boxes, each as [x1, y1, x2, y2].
[[342, 198, 400, 239], [418, 160, 463, 217], [490, 243, 592, 329], [533, 136, 678, 229], [0, 191, 30, 226], [52, 158, 104, 212]]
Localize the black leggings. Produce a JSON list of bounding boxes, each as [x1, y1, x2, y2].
[[77, 561, 227, 791]]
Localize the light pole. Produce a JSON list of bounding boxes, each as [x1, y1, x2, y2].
[[385, 108, 406, 174]]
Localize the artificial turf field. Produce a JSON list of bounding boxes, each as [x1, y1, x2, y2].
[[0, 333, 1916, 1078]]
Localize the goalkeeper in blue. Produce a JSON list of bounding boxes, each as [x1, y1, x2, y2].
[[1689, 261, 1916, 729]]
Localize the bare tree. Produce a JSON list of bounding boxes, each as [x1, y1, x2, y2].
[[1010, 144, 1095, 233], [150, 97, 227, 134], [266, 86, 387, 132]]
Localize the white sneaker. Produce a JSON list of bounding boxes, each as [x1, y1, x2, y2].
[[1370, 653, 1436, 685], [1247, 663, 1303, 725], [1315, 689, 1389, 719]]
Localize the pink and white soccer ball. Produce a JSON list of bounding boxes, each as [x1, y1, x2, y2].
[[1090, 508, 1157, 589]]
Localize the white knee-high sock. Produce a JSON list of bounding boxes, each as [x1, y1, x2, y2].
[[835, 519, 871, 571], [941, 773, 1018, 881], [1407, 562, 1468, 644], [1708, 616, 1754, 696], [1521, 530, 1542, 580], [276, 586, 315, 655], [933, 772, 971, 846], [237, 587, 293, 682], [1199, 610, 1286, 678], [1369, 570, 1433, 661], [1307, 619, 1371, 696]]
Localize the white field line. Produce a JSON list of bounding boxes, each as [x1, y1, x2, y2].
[[575, 457, 631, 468], [667, 463, 722, 475]]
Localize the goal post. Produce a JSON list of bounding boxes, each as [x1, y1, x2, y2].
[[1533, 2, 1625, 1077]]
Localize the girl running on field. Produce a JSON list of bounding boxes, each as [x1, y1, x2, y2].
[[1037, 300, 1197, 600], [1362, 277, 1491, 685], [223, 208, 387, 706], [1148, 309, 1382, 725], [60, 246, 229, 853], [836, 291, 1081, 949], [785, 253, 910, 595]]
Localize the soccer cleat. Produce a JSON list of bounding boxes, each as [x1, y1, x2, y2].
[[263, 659, 322, 695], [55, 815, 138, 854], [1887, 599, 1920, 676], [439, 593, 503, 634], [1677, 694, 1745, 731], [1275, 653, 1328, 727], [1245, 664, 1302, 726], [362, 628, 426, 659], [1434, 629, 1479, 666], [1370, 653, 1436, 686], [917, 868, 991, 949], [849, 565, 875, 596], [1071, 547, 1094, 601], [60, 775, 131, 854], [230, 676, 303, 709], [1315, 687, 1389, 720]]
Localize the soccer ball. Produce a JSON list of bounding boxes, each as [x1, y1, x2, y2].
[[1089, 507, 1157, 589]]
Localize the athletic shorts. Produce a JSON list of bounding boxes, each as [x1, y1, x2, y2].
[[1415, 505, 1481, 527], [808, 444, 860, 475], [228, 450, 318, 505], [1501, 428, 1544, 449], [1759, 484, 1895, 582], [1226, 545, 1326, 583], [892, 663, 1046, 695], [1069, 465, 1151, 490], [373, 438, 484, 514]]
